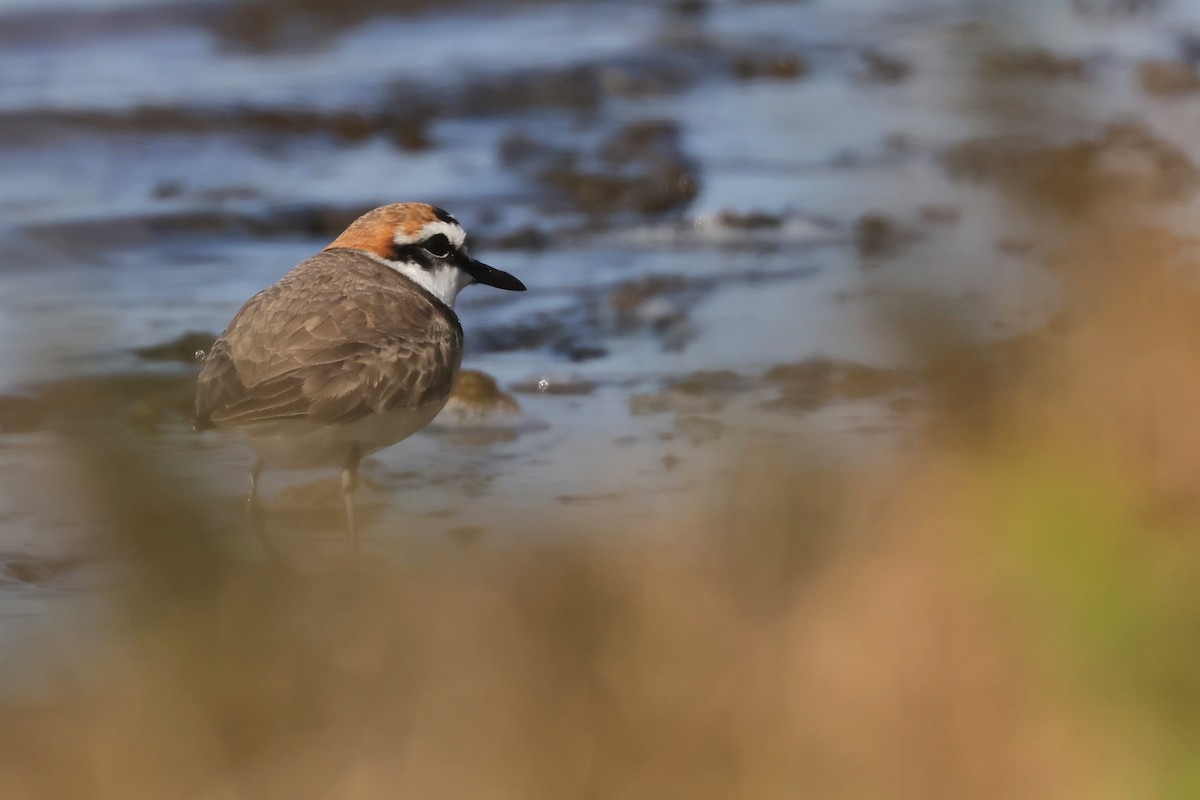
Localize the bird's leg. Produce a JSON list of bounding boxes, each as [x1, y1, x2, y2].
[[341, 444, 363, 563], [246, 459, 280, 562]]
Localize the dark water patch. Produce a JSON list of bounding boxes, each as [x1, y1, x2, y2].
[[830, 132, 926, 172], [514, 120, 700, 222], [1072, 0, 1163, 17], [855, 212, 913, 262], [5, 23, 803, 142], [1, 558, 82, 587], [485, 225, 552, 252], [607, 275, 689, 327], [213, 0, 475, 51], [919, 205, 960, 225], [424, 426, 522, 447], [665, 369, 752, 397], [20, 202, 376, 254], [444, 525, 485, 547], [713, 210, 783, 231], [444, 30, 813, 119], [626, 370, 751, 420], [2, 105, 432, 151], [474, 262, 819, 363], [379, 460, 503, 499], [470, 310, 584, 356], [730, 50, 807, 81], [0, 2, 218, 49], [673, 414, 725, 444], [467, 283, 610, 362], [450, 55, 700, 116], [553, 339, 610, 363], [600, 272, 708, 351], [977, 46, 1087, 81], [0, 0, 561, 52], [858, 50, 913, 84], [996, 237, 1035, 256], [1138, 59, 1200, 96], [620, 210, 842, 251], [555, 491, 629, 506], [763, 357, 915, 415], [665, 0, 708, 17], [942, 124, 1199, 212], [630, 389, 722, 416]]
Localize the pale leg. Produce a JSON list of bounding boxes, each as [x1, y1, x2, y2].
[[246, 459, 280, 562], [341, 444, 363, 562]]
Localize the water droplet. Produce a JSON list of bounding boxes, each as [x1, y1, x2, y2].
[[537, 378, 550, 393], [194, 349, 207, 362]]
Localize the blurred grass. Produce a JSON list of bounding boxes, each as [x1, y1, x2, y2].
[[3, 265, 1183, 798]]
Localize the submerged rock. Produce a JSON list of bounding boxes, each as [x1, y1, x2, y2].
[[664, 369, 751, 397], [433, 370, 531, 444], [763, 358, 914, 414], [978, 47, 1086, 80], [1, 558, 82, 586], [855, 212, 909, 261], [714, 210, 783, 230], [730, 51, 807, 81], [1138, 59, 1200, 96], [442, 370, 520, 423]]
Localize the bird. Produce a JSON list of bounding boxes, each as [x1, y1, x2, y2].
[[194, 202, 526, 560]]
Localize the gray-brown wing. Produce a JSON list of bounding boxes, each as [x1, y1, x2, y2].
[[195, 256, 463, 429]]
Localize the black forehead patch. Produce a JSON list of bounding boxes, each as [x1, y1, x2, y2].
[[431, 206, 458, 225]]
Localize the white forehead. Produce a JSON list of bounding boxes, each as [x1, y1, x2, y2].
[[392, 219, 466, 247]]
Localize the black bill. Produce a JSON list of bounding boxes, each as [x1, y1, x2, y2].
[[463, 256, 526, 291]]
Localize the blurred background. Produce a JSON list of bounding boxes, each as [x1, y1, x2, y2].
[[4, 0, 1200, 796]]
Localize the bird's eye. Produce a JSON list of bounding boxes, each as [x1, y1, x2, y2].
[[422, 234, 453, 258]]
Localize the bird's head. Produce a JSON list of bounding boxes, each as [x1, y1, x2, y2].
[[327, 203, 526, 307]]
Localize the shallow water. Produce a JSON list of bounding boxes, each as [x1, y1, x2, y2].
[[2, 0, 1198, 695]]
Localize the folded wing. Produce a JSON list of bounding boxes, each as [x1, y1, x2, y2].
[[195, 252, 463, 429]]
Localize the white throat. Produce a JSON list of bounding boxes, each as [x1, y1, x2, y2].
[[385, 259, 473, 308]]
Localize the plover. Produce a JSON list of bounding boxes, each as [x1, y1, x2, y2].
[[194, 203, 525, 558]]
